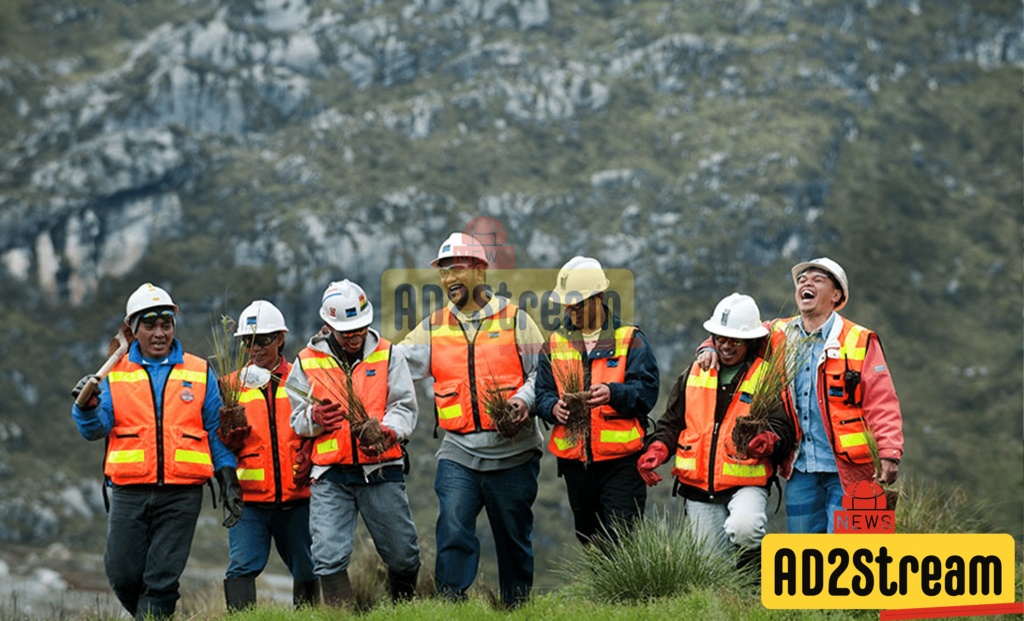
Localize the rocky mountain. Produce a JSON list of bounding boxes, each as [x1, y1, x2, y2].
[[0, 0, 1020, 604]]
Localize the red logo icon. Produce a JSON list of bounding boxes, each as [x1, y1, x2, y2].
[[834, 479, 895, 533], [462, 216, 515, 269]]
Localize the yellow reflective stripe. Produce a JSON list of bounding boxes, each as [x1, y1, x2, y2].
[[274, 386, 289, 399], [238, 389, 262, 403], [364, 349, 390, 364], [438, 404, 462, 420], [723, 462, 767, 478], [841, 326, 867, 361], [550, 350, 580, 361], [175, 449, 212, 465], [315, 438, 338, 455], [237, 468, 265, 482], [169, 369, 207, 384], [432, 324, 463, 338], [687, 371, 717, 389], [301, 357, 339, 370], [613, 327, 632, 358], [839, 432, 868, 448], [738, 363, 767, 395], [554, 437, 577, 451], [675, 456, 696, 471], [108, 450, 145, 463], [108, 370, 149, 383], [599, 428, 641, 444]]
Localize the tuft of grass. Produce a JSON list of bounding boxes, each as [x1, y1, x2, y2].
[[209, 314, 250, 409], [896, 478, 997, 534], [559, 510, 746, 603]]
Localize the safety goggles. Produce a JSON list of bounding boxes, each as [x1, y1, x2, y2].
[[564, 296, 594, 313], [335, 327, 368, 339], [139, 309, 175, 326], [437, 265, 473, 279], [240, 333, 277, 348], [713, 335, 747, 347]]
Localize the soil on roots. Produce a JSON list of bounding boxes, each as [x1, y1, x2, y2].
[[491, 402, 526, 438], [353, 417, 386, 453], [731, 415, 770, 460], [563, 391, 591, 447], [218, 404, 248, 433]]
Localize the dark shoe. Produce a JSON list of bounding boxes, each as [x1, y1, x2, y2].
[[293, 578, 321, 608], [224, 576, 257, 612], [320, 570, 353, 608], [387, 568, 418, 602]]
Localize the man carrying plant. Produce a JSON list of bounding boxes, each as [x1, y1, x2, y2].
[[70, 283, 242, 621], [638, 293, 796, 565], [395, 232, 545, 608], [287, 279, 420, 606], [220, 300, 319, 611], [695, 258, 904, 534], [535, 256, 660, 547]]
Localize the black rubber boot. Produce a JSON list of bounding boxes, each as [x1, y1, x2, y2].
[[224, 576, 257, 612], [320, 570, 354, 608], [387, 568, 418, 602], [293, 578, 321, 608]]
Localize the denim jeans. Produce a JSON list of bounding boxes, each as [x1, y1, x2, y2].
[[785, 470, 845, 534], [434, 455, 540, 607], [227, 503, 316, 582], [309, 475, 420, 577], [684, 486, 768, 558], [104, 485, 203, 620]]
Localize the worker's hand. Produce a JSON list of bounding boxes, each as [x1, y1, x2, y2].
[[637, 441, 670, 487], [586, 383, 611, 406], [217, 425, 251, 454], [551, 400, 569, 424], [215, 466, 244, 528], [359, 424, 398, 456], [746, 431, 779, 459], [878, 458, 899, 485], [311, 400, 346, 431], [696, 347, 719, 372], [71, 375, 100, 409], [292, 438, 314, 487], [508, 398, 529, 424]]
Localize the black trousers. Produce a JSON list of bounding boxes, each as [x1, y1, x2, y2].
[[559, 453, 646, 546]]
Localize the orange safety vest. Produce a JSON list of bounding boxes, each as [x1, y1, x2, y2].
[[773, 316, 874, 465], [231, 360, 311, 504], [670, 359, 774, 491], [299, 339, 403, 466], [429, 304, 525, 434], [105, 353, 214, 485], [547, 327, 645, 462]]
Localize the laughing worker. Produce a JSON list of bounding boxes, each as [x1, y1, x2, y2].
[[698, 258, 903, 533], [71, 283, 242, 620]]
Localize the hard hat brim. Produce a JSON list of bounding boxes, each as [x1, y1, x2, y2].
[[702, 319, 769, 339]]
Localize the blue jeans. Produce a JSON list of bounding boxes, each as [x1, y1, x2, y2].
[[785, 470, 845, 534], [227, 503, 316, 582], [434, 455, 540, 607], [104, 485, 203, 620], [309, 476, 420, 577]]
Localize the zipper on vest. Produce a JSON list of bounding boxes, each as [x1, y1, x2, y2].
[[155, 369, 169, 486], [266, 377, 283, 504], [582, 352, 594, 464], [467, 327, 482, 432]]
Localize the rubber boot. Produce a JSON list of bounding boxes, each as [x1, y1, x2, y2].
[[224, 576, 257, 612], [320, 570, 354, 608], [387, 568, 418, 602], [293, 578, 321, 608]]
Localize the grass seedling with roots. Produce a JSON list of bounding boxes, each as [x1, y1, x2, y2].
[[209, 314, 250, 431], [481, 369, 524, 439], [551, 352, 590, 449], [312, 358, 388, 453]]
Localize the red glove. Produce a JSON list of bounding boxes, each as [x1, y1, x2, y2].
[[217, 425, 252, 454], [637, 441, 670, 487], [746, 431, 779, 459], [360, 425, 398, 456], [311, 400, 345, 431], [292, 438, 314, 487]]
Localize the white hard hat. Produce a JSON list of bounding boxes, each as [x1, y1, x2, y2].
[[125, 283, 177, 322], [234, 300, 289, 337], [319, 279, 373, 331], [553, 256, 610, 305], [430, 232, 490, 268], [791, 257, 849, 311], [703, 293, 769, 339]]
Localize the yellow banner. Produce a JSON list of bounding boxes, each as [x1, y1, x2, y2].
[[762, 534, 1016, 609]]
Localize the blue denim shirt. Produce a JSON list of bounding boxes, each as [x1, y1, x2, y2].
[[792, 313, 838, 473]]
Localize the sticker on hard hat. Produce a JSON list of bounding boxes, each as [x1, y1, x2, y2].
[[345, 307, 357, 317], [246, 316, 257, 326], [181, 388, 194, 403]]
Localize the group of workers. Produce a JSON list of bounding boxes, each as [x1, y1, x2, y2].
[[70, 231, 903, 619]]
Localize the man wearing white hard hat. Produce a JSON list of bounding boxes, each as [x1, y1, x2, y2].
[[70, 283, 242, 620], [639, 293, 796, 570], [698, 258, 904, 534], [288, 280, 420, 606], [396, 232, 546, 608], [220, 300, 319, 612], [535, 256, 660, 547]]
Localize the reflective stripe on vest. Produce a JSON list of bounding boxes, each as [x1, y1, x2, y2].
[[105, 352, 214, 485], [547, 326, 645, 462]]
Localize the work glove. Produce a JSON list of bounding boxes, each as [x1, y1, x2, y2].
[[359, 424, 398, 456], [71, 374, 100, 410], [217, 425, 251, 454], [746, 431, 779, 460], [310, 400, 346, 431], [637, 441, 670, 487], [292, 438, 314, 487], [215, 466, 244, 528]]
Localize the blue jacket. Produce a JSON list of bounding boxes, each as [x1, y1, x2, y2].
[[536, 309, 660, 429], [71, 339, 236, 474]]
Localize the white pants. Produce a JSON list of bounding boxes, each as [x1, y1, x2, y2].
[[684, 486, 768, 558]]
